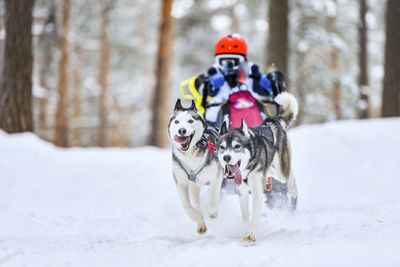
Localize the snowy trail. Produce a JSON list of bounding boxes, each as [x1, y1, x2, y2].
[[1, 118, 400, 267]]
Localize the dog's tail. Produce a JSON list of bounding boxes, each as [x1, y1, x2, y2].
[[274, 92, 298, 130]]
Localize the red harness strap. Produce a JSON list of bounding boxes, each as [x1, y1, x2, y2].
[[264, 177, 273, 192]]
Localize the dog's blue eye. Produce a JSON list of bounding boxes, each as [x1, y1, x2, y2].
[[174, 120, 179, 124], [219, 145, 225, 150], [188, 119, 194, 124], [234, 144, 241, 149]]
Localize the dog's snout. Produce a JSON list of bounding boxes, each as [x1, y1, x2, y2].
[[223, 155, 231, 163], [178, 128, 186, 136]]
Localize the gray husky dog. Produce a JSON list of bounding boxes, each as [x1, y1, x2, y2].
[[217, 92, 298, 242], [168, 99, 223, 234]]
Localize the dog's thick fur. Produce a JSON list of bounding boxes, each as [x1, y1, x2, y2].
[[168, 99, 223, 234], [217, 92, 298, 241]]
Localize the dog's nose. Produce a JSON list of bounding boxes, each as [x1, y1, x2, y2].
[[223, 155, 231, 163], [178, 128, 186, 136]]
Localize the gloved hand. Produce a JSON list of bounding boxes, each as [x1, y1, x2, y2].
[[260, 75, 273, 95], [210, 73, 225, 88]]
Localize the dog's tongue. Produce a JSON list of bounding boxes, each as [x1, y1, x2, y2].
[[230, 163, 242, 186], [174, 134, 189, 144]]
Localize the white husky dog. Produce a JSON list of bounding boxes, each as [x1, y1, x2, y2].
[[168, 99, 223, 234]]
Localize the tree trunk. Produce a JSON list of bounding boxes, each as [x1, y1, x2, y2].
[[328, 0, 342, 120], [358, 0, 370, 119], [54, 0, 71, 147], [71, 46, 82, 146], [98, 0, 112, 147], [382, 0, 400, 117], [0, 0, 35, 133], [0, 14, 4, 84], [149, 0, 174, 147], [266, 0, 289, 77]]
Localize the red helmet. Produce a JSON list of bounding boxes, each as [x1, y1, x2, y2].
[[215, 34, 247, 57]]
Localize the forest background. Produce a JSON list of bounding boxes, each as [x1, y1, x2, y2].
[[0, 0, 399, 148]]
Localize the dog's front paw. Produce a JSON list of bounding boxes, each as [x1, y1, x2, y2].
[[243, 234, 256, 242], [197, 223, 207, 234]]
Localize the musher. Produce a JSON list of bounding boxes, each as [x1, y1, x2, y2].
[[204, 33, 285, 128]]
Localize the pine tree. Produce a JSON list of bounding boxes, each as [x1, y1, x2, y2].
[[266, 0, 289, 77], [150, 0, 174, 147], [382, 0, 400, 117], [0, 0, 35, 133], [54, 0, 71, 147], [71, 46, 82, 147], [358, 0, 370, 119]]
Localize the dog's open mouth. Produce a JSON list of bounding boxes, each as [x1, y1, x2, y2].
[[225, 161, 242, 186], [174, 133, 194, 151]]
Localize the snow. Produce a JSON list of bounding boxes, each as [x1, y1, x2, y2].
[[1, 118, 400, 266]]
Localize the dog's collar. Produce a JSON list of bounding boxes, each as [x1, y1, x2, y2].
[[193, 133, 217, 154], [193, 135, 206, 150]]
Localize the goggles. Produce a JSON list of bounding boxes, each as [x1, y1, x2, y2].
[[215, 54, 246, 70]]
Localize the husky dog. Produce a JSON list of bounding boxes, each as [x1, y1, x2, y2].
[[217, 92, 298, 242], [168, 99, 223, 234]]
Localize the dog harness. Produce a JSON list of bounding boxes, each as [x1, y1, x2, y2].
[[174, 126, 219, 183], [174, 127, 218, 183], [174, 151, 210, 183]]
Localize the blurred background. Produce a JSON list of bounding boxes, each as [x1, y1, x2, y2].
[[0, 0, 399, 148]]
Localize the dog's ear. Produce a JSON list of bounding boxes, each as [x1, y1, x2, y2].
[[190, 100, 197, 112], [220, 121, 228, 135], [240, 119, 250, 137], [174, 99, 183, 112]]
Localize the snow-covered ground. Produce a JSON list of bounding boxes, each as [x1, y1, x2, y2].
[[1, 118, 400, 267]]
